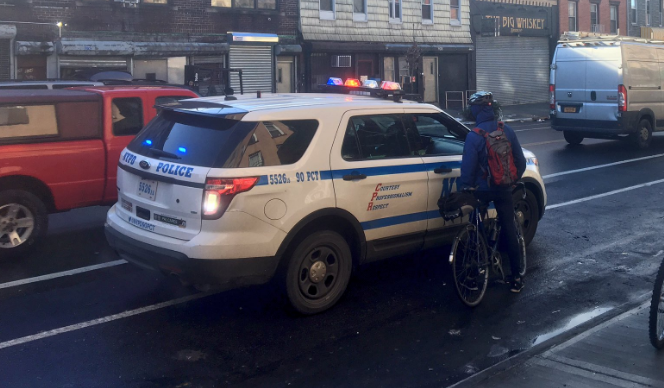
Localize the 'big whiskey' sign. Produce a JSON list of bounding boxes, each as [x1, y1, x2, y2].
[[473, 2, 552, 37]]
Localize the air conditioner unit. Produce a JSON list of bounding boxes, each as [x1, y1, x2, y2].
[[331, 55, 352, 68]]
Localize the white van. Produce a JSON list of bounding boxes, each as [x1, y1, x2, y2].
[[550, 37, 664, 148]]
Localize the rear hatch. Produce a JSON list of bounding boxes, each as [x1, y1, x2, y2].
[[115, 103, 255, 240]]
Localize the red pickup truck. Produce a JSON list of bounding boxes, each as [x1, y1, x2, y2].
[[0, 86, 198, 257]]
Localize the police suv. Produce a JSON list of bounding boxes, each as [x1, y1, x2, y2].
[[105, 80, 547, 314]]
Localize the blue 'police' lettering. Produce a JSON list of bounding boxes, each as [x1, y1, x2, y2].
[[154, 163, 194, 179], [156, 162, 164, 172], [185, 167, 193, 178]]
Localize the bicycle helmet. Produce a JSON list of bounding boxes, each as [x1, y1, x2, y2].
[[468, 91, 493, 106], [437, 191, 478, 221]]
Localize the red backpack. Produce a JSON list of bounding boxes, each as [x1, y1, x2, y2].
[[473, 122, 518, 187]]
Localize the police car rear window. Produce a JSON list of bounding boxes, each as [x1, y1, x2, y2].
[[127, 111, 318, 168]]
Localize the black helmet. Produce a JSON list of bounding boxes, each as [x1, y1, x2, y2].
[[468, 91, 493, 106]]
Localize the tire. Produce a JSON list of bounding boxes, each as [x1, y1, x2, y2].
[[284, 230, 352, 315], [451, 224, 489, 307], [633, 118, 653, 149], [0, 190, 48, 259], [649, 258, 664, 349], [513, 188, 539, 246], [563, 131, 584, 145], [515, 218, 527, 277]]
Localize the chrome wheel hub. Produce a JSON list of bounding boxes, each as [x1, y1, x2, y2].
[[309, 261, 327, 283]]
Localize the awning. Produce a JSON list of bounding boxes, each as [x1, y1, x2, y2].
[[275, 44, 302, 55], [15, 41, 55, 56], [57, 40, 229, 56], [385, 43, 474, 53], [307, 41, 474, 53]]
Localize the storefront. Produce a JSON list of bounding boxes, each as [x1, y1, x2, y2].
[[471, 1, 555, 105], [227, 33, 279, 94]]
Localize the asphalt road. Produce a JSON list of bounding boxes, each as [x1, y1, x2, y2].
[[1, 121, 664, 388]]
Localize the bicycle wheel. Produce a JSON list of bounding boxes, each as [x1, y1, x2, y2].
[[451, 224, 489, 307], [649, 258, 664, 349], [515, 217, 527, 277]]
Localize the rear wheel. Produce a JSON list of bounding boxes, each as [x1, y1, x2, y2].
[[515, 218, 527, 277], [563, 131, 584, 145], [284, 230, 352, 315], [633, 118, 653, 149], [649, 258, 664, 349], [451, 224, 489, 307], [0, 190, 48, 259]]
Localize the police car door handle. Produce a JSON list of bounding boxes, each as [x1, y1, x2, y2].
[[343, 173, 367, 181], [433, 167, 453, 174]]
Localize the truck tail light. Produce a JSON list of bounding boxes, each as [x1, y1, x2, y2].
[[202, 177, 259, 220], [618, 84, 627, 112], [549, 84, 555, 110]]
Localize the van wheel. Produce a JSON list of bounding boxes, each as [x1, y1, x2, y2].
[[563, 131, 584, 145], [633, 119, 653, 149], [284, 230, 352, 315], [0, 190, 48, 259]]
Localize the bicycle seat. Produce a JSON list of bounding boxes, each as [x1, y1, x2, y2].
[[438, 191, 479, 221]]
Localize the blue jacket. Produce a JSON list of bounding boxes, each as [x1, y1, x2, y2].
[[459, 105, 527, 191]]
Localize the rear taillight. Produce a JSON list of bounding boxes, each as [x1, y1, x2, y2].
[[618, 84, 627, 112], [549, 84, 555, 110], [202, 177, 259, 220]]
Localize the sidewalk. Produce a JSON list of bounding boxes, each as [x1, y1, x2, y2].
[[442, 102, 551, 125], [451, 301, 664, 388]]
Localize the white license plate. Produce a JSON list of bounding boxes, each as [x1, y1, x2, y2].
[[137, 179, 158, 201]]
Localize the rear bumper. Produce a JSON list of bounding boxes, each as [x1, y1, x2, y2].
[[105, 223, 280, 286], [551, 113, 639, 137]]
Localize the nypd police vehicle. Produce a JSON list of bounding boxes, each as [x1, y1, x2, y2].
[[105, 79, 547, 314]]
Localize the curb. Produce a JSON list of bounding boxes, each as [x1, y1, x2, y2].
[[445, 291, 652, 388]]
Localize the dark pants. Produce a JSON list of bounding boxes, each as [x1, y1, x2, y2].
[[475, 190, 522, 278]]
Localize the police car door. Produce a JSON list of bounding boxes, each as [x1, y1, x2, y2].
[[330, 109, 428, 261], [401, 109, 467, 249]]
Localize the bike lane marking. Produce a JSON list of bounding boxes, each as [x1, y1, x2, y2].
[[0, 260, 127, 290], [543, 153, 664, 180], [547, 177, 664, 209]]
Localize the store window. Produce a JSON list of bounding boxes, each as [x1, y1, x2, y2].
[[569, 2, 577, 31], [610, 5, 618, 34], [211, 0, 276, 9], [422, 0, 433, 23], [389, 0, 402, 23], [450, 0, 461, 25], [320, 0, 335, 19]]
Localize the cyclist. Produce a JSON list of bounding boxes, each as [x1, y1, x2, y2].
[[459, 91, 527, 292]]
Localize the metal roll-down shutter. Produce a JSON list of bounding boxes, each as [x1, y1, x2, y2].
[[229, 45, 273, 93]]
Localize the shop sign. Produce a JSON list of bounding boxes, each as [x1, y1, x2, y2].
[[474, 2, 551, 37]]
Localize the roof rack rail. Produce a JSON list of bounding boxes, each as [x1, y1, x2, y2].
[[558, 32, 664, 45]]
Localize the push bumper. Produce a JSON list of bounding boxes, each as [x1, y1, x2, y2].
[[105, 224, 280, 286]]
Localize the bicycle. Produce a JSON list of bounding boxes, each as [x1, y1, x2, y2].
[[649, 256, 664, 349], [441, 184, 527, 307]]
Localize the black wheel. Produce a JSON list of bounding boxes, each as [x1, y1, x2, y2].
[[649, 258, 664, 349], [451, 224, 489, 307], [515, 217, 527, 277], [563, 131, 584, 145], [633, 118, 653, 149], [513, 188, 539, 246], [284, 230, 352, 315], [0, 190, 48, 259]]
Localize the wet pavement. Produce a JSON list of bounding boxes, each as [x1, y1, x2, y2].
[[1, 120, 664, 387]]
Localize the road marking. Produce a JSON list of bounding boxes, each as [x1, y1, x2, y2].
[[547, 178, 664, 209], [543, 153, 664, 179], [0, 291, 217, 350], [515, 125, 551, 132], [522, 139, 566, 147], [0, 260, 127, 290]]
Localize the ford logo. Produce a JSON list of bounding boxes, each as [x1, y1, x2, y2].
[[139, 160, 151, 170]]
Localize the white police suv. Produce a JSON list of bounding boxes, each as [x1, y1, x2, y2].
[[105, 81, 547, 314]]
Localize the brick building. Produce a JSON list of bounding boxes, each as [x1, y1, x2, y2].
[[0, 0, 300, 93], [558, 0, 627, 35], [628, 0, 664, 36]]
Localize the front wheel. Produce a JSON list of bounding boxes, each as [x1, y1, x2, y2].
[[513, 188, 539, 246], [0, 190, 48, 259], [451, 224, 489, 307], [284, 230, 352, 315], [649, 258, 664, 349]]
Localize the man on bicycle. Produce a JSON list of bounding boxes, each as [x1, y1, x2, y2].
[[459, 91, 527, 292]]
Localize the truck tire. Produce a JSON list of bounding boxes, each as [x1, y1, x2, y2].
[[513, 188, 539, 246], [633, 118, 653, 149], [283, 230, 352, 315], [0, 190, 48, 259], [563, 131, 584, 145]]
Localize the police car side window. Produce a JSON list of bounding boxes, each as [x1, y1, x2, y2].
[[112, 98, 143, 136], [343, 114, 412, 161], [236, 120, 318, 167], [403, 113, 465, 156]]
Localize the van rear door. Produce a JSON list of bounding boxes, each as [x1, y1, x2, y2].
[[554, 45, 588, 120], [584, 45, 622, 123]]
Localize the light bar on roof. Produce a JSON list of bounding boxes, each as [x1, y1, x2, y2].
[[363, 80, 379, 88], [344, 79, 361, 87], [380, 81, 401, 91], [327, 77, 343, 86]]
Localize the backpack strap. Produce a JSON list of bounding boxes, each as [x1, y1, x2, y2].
[[496, 121, 505, 132], [472, 127, 487, 137]]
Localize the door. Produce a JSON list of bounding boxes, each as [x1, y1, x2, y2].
[[438, 54, 468, 109], [401, 108, 468, 249], [423, 57, 438, 103], [276, 61, 293, 93], [330, 110, 428, 260]]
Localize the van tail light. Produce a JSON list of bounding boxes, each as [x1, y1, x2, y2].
[[618, 84, 627, 112], [549, 84, 555, 110], [202, 177, 259, 220]]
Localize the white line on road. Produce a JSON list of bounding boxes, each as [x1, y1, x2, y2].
[[515, 125, 551, 132], [542, 153, 664, 179], [547, 178, 664, 209], [0, 291, 217, 350], [522, 140, 566, 147], [0, 260, 127, 290]]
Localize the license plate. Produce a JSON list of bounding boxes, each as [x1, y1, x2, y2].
[[154, 214, 187, 228], [563, 106, 578, 113], [137, 179, 158, 201]]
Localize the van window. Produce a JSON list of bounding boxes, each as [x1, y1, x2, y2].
[[112, 98, 143, 136], [0, 105, 58, 140]]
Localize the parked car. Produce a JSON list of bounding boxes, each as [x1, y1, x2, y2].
[[0, 86, 198, 258], [0, 80, 103, 90], [105, 84, 547, 314], [550, 37, 664, 148]]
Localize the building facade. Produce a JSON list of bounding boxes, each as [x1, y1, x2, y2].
[[0, 0, 300, 94], [558, 0, 627, 35], [628, 0, 664, 36], [299, 0, 473, 106]]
